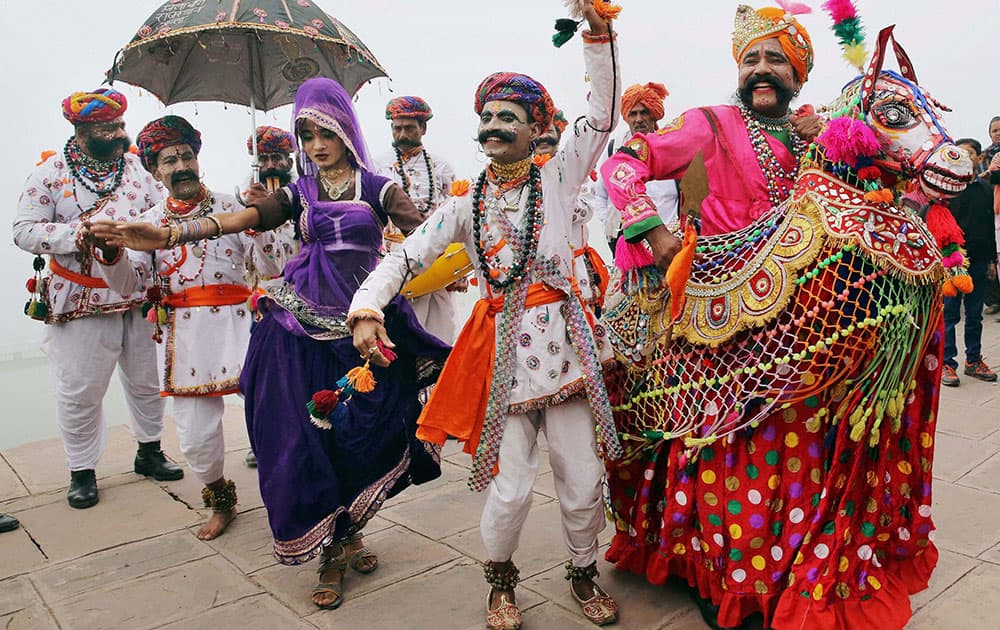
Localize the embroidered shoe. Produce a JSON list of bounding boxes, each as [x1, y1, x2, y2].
[[964, 359, 998, 382], [941, 365, 960, 387]]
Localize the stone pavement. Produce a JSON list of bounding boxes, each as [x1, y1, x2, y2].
[[1, 318, 998, 630]]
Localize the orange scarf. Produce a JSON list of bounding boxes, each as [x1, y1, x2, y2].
[[416, 283, 565, 458]]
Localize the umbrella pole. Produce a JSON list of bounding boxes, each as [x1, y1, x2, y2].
[[250, 92, 260, 185]]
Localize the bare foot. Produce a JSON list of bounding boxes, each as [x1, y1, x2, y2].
[[344, 535, 377, 573], [196, 509, 236, 540]]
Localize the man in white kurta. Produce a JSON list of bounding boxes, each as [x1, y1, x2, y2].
[[349, 5, 621, 627], [94, 115, 292, 540], [375, 96, 460, 344], [13, 88, 182, 510]]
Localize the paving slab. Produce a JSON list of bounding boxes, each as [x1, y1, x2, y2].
[[31, 529, 214, 601], [929, 431, 1000, 483], [524, 556, 694, 630], [0, 605, 60, 630], [0, 455, 28, 501], [48, 555, 261, 630], [155, 594, 316, 630], [927, 480, 1000, 557], [0, 576, 39, 616], [153, 448, 264, 515], [199, 507, 278, 575], [0, 526, 47, 580], [955, 450, 1000, 495], [305, 558, 544, 630], [937, 384, 997, 418], [518, 601, 597, 629], [14, 479, 200, 563], [253, 525, 460, 617], [380, 476, 501, 540], [158, 402, 250, 459], [977, 539, 1000, 565], [908, 562, 1000, 629], [382, 459, 471, 509], [909, 548, 979, 612], [0, 471, 137, 515]]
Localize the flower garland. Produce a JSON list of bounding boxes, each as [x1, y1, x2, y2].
[[739, 104, 807, 207], [471, 162, 544, 291], [63, 137, 125, 197], [393, 146, 436, 214]]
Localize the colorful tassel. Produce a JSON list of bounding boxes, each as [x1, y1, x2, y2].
[[552, 18, 580, 48], [817, 116, 881, 166], [593, 0, 622, 21], [666, 224, 698, 323], [344, 364, 376, 394], [924, 203, 965, 249], [951, 274, 974, 294], [821, 0, 868, 70], [306, 389, 340, 429], [614, 237, 655, 273]]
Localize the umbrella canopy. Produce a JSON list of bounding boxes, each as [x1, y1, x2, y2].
[[108, 0, 388, 109]]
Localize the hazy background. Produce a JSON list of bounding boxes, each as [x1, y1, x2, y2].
[[1, 0, 996, 448]]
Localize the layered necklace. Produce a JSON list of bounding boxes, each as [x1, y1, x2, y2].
[[472, 157, 544, 292], [739, 104, 807, 206], [393, 146, 436, 214], [63, 137, 125, 197], [318, 165, 354, 200]]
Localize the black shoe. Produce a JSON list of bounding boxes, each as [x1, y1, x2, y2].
[[985, 304, 1000, 315], [134, 441, 184, 481], [67, 469, 99, 509], [0, 513, 19, 533], [244, 450, 257, 468]]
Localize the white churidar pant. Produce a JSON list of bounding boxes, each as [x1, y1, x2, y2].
[[171, 396, 226, 485], [480, 397, 606, 568], [41, 309, 164, 471]]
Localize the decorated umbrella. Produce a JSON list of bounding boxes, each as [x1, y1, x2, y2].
[[107, 0, 388, 178]]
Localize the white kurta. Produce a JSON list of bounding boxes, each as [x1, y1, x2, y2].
[[14, 151, 165, 471], [375, 148, 460, 343]]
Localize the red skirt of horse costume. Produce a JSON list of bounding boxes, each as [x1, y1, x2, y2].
[[602, 171, 945, 629]]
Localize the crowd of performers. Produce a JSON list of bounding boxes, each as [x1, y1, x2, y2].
[[10, 1, 999, 628]]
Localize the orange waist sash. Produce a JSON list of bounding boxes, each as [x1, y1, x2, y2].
[[416, 283, 565, 457], [50, 258, 109, 289], [163, 284, 252, 308]]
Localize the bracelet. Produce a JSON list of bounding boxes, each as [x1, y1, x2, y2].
[[207, 215, 224, 239], [164, 221, 180, 249], [582, 30, 615, 44], [346, 308, 384, 330]]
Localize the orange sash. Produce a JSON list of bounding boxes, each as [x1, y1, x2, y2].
[[49, 258, 109, 289], [573, 245, 611, 307], [416, 283, 566, 457], [162, 284, 252, 308]]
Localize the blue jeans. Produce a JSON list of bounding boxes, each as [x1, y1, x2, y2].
[[943, 259, 989, 368]]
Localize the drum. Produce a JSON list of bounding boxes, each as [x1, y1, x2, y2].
[[401, 243, 473, 299]]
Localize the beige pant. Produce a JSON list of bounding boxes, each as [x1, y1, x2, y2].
[[42, 309, 164, 471], [172, 396, 226, 485], [480, 397, 606, 568]]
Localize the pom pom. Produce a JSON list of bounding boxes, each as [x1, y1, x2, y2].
[[941, 280, 957, 297], [951, 274, 974, 294], [817, 117, 881, 166], [593, 0, 622, 21], [24, 300, 48, 320], [25, 277, 37, 293], [863, 189, 894, 204], [307, 389, 340, 419], [924, 203, 965, 249], [376, 339, 397, 363], [145, 308, 158, 323], [941, 251, 964, 268], [822, 0, 858, 22], [614, 237, 655, 273], [249, 291, 261, 311], [532, 154, 553, 168], [345, 365, 376, 393], [552, 17, 580, 48], [844, 42, 868, 69], [450, 179, 470, 197], [146, 286, 162, 302], [857, 166, 882, 181], [157, 306, 168, 325], [33, 255, 46, 272]]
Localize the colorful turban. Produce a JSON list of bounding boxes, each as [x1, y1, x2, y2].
[[621, 82, 669, 122], [136, 115, 202, 171], [553, 110, 569, 135], [385, 96, 433, 122], [732, 5, 814, 83], [247, 125, 295, 155], [62, 88, 128, 125], [474, 72, 556, 128]]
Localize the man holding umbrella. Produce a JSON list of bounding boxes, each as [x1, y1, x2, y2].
[[13, 88, 183, 509], [246, 125, 297, 193]]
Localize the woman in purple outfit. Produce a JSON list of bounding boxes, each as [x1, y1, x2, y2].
[[91, 77, 449, 610]]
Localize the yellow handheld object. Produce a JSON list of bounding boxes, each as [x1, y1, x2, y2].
[[401, 243, 473, 299]]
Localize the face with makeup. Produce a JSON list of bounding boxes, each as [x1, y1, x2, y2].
[[737, 38, 801, 117], [152, 145, 201, 200], [297, 119, 349, 171], [477, 100, 543, 164]]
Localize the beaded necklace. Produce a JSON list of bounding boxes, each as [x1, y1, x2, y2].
[[318, 167, 354, 200], [63, 137, 125, 197], [393, 146, 436, 214], [472, 161, 544, 291], [739, 104, 807, 206], [161, 188, 213, 284]]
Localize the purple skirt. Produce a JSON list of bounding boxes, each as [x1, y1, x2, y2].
[[240, 298, 449, 564]]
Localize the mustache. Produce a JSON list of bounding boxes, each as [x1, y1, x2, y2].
[[535, 136, 559, 147], [85, 136, 130, 160], [477, 129, 517, 144], [392, 138, 420, 149], [737, 76, 796, 107], [170, 170, 199, 185]]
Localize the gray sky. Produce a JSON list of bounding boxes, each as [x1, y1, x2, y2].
[[1, 0, 997, 354]]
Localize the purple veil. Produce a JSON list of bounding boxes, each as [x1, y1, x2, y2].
[[291, 77, 372, 177]]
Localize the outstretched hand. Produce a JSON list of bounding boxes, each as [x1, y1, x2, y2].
[[86, 220, 169, 252]]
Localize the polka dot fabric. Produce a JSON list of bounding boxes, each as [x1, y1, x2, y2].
[[605, 328, 942, 629]]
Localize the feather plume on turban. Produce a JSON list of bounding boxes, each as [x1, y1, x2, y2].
[[621, 83, 669, 122], [732, 4, 814, 83], [136, 115, 202, 172], [62, 88, 127, 125], [474, 72, 556, 128], [247, 125, 295, 155], [385, 96, 433, 122]]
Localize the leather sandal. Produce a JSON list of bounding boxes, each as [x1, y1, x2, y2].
[[344, 532, 378, 574], [566, 562, 618, 626], [484, 561, 521, 630], [312, 545, 347, 610]]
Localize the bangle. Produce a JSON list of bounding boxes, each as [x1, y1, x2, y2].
[[207, 215, 224, 239], [346, 308, 384, 330]]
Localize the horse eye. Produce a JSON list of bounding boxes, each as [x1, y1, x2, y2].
[[878, 103, 913, 127]]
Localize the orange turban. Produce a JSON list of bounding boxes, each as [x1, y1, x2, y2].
[[732, 4, 814, 83], [621, 82, 669, 122]]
